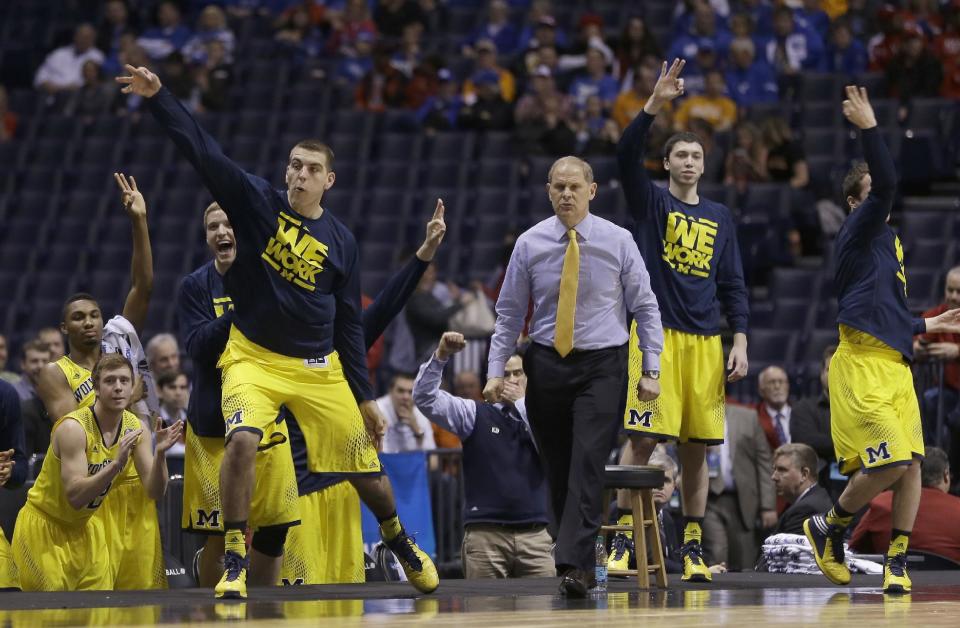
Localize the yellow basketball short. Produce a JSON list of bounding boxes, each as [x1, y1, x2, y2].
[[181, 422, 301, 533], [219, 325, 381, 475], [624, 325, 726, 444], [12, 504, 111, 591], [280, 480, 364, 585], [0, 527, 18, 589], [97, 479, 167, 590], [830, 325, 924, 475]]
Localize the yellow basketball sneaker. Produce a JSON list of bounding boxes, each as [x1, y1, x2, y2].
[[803, 515, 851, 585], [214, 551, 248, 600], [607, 532, 633, 572], [680, 541, 712, 582], [384, 529, 439, 594], [883, 554, 911, 594]]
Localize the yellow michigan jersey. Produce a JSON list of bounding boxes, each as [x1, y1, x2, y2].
[[624, 324, 726, 443], [830, 325, 924, 475], [54, 354, 167, 589], [0, 528, 17, 589], [13, 407, 140, 591], [280, 481, 364, 585]]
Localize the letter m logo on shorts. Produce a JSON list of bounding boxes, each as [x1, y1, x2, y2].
[[628, 409, 653, 428], [196, 508, 221, 528], [282, 577, 305, 586], [866, 441, 892, 464], [225, 410, 243, 427]]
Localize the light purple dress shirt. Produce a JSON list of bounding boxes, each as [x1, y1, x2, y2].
[[488, 212, 664, 377]]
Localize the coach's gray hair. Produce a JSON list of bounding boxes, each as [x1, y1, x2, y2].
[[146, 333, 179, 358], [648, 445, 678, 481], [547, 156, 594, 184], [921, 447, 949, 488]]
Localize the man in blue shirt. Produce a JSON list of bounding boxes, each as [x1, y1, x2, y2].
[[414, 332, 553, 579]]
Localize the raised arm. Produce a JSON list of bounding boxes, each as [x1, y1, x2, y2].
[[176, 274, 233, 363], [57, 419, 140, 510], [621, 238, 663, 371], [333, 240, 375, 403], [485, 237, 530, 397], [117, 65, 256, 212], [842, 85, 896, 233], [115, 173, 153, 333], [617, 59, 685, 221], [412, 332, 478, 439], [716, 217, 750, 382], [36, 364, 79, 424], [363, 200, 446, 347], [132, 416, 182, 501]]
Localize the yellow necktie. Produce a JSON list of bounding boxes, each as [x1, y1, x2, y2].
[[554, 228, 579, 357]]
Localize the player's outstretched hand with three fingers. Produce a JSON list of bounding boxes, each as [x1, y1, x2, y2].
[[116, 64, 162, 98], [647, 58, 686, 109], [417, 199, 447, 262], [841, 85, 877, 130], [114, 172, 146, 219]]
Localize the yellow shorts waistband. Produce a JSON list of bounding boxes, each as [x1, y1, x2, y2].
[[837, 325, 904, 363]]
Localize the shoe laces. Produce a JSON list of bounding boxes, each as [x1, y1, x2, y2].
[[611, 533, 631, 561], [386, 531, 424, 571], [681, 541, 705, 565], [223, 550, 247, 581], [827, 524, 846, 564], [887, 553, 907, 577]]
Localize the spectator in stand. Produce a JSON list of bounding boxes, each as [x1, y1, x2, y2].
[[674, 69, 737, 133], [15, 340, 52, 456], [137, 1, 192, 61], [769, 443, 833, 535], [391, 21, 425, 78], [565, 13, 615, 60], [274, 0, 328, 29], [934, 9, 960, 99], [886, 23, 944, 116], [668, 3, 733, 64], [459, 70, 513, 132], [195, 40, 233, 113], [516, 2, 569, 53], [160, 52, 194, 103], [612, 61, 663, 131], [273, 4, 326, 62], [826, 17, 869, 75], [852, 447, 960, 564], [183, 5, 236, 65], [416, 0, 447, 38], [741, 0, 775, 38], [868, 6, 906, 72], [615, 15, 661, 80], [845, 0, 877, 41], [792, 345, 838, 492], [463, 0, 518, 56], [355, 43, 408, 111], [756, 365, 793, 453], [0, 336, 17, 384], [375, 0, 427, 42], [760, 116, 813, 255], [34, 23, 105, 94], [98, 0, 136, 70], [417, 68, 463, 132], [795, 0, 831, 42], [896, 0, 944, 39], [573, 94, 619, 156], [0, 86, 17, 142], [463, 39, 516, 104], [680, 42, 724, 96], [523, 44, 570, 91], [567, 45, 619, 110], [726, 37, 778, 108], [514, 65, 577, 156], [379, 373, 437, 453], [406, 264, 469, 363], [336, 30, 376, 86], [146, 333, 181, 379], [156, 370, 188, 464], [404, 55, 444, 110], [766, 6, 825, 100], [36, 328, 64, 362], [724, 120, 767, 191], [915, 266, 960, 463], [327, 0, 378, 56], [66, 60, 116, 118]]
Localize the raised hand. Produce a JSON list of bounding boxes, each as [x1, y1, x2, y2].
[[417, 199, 447, 262], [436, 331, 466, 360], [116, 64, 162, 98], [841, 85, 877, 130], [925, 308, 960, 335], [154, 416, 184, 454], [649, 58, 686, 107], [114, 172, 146, 219]]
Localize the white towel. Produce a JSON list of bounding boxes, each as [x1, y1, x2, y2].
[[101, 315, 158, 418]]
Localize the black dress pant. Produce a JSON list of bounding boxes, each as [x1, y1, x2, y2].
[[523, 342, 628, 572]]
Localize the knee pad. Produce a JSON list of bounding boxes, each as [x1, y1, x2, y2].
[[251, 524, 289, 557]]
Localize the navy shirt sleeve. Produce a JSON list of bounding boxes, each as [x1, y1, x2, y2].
[[617, 111, 663, 223], [362, 256, 429, 350], [844, 127, 897, 240], [715, 214, 750, 334], [177, 271, 232, 363], [333, 239, 375, 402], [0, 381, 27, 489]]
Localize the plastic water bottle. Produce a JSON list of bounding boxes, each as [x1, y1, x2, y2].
[[594, 535, 608, 594]]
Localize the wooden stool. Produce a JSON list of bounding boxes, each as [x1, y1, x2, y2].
[[600, 465, 668, 589]]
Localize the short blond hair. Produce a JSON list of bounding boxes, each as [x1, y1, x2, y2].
[[547, 156, 594, 184]]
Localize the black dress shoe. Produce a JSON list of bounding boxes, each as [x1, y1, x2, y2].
[[558, 568, 589, 598]]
